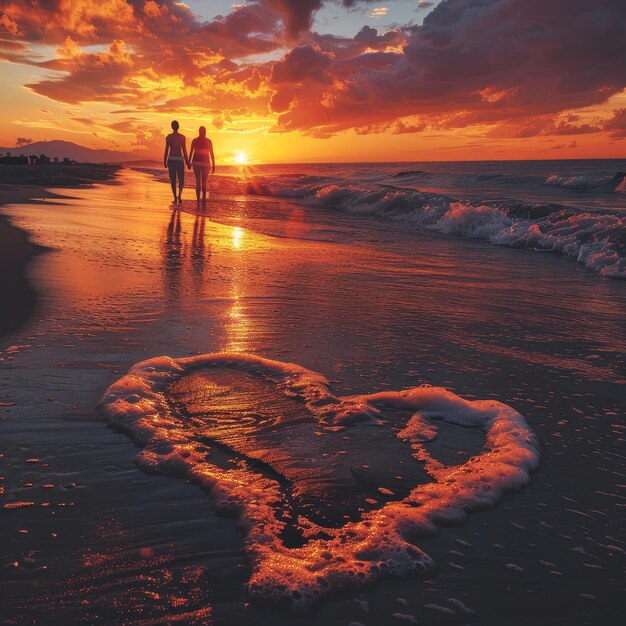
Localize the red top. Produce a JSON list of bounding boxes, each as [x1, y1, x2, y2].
[[191, 137, 213, 165]]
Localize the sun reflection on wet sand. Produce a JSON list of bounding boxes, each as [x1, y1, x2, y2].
[[213, 192, 257, 352], [224, 226, 254, 353], [232, 226, 244, 250], [224, 283, 252, 354]]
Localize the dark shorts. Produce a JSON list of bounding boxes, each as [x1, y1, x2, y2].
[[167, 159, 184, 183]]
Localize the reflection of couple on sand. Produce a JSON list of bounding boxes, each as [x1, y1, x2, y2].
[[163, 119, 215, 205]]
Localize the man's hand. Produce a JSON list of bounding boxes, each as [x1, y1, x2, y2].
[[211, 167, 215, 174], [164, 161, 167, 168]]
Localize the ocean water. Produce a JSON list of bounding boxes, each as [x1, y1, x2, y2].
[[0, 166, 624, 625], [143, 158, 626, 278]]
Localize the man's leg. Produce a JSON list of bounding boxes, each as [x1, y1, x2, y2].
[[177, 162, 185, 202], [168, 163, 177, 201]]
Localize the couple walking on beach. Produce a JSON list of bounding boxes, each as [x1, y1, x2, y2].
[[163, 120, 215, 205]]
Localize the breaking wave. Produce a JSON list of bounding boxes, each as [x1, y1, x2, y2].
[[544, 171, 625, 191], [247, 177, 626, 278], [100, 354, 540, 610]]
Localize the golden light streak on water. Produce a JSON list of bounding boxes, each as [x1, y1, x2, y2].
[[232, 226, 243, 250]]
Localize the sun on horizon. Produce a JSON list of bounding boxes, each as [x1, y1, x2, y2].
[[233, 151, 249, 165]]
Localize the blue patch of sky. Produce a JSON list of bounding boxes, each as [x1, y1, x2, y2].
[[312, 1, 440, 37], [182, 1, 442, 36], [181, 0, 236, 21]]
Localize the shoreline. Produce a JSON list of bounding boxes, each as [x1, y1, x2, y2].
[[0, 164, 121, 338]]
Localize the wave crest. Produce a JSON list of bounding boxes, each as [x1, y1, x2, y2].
[[545, 171, 625, 191], [248, 176, 626, 278]]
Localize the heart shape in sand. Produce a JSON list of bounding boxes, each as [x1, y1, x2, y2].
[[99, 353, 539, 609]]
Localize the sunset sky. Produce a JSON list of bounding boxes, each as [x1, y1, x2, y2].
[[1, 0, 625, 163]]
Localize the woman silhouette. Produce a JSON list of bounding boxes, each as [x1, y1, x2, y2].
[[188, 126, 215, 204]]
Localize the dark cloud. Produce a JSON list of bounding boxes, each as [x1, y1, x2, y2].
[[261, 0, 323, 38], [271, 45, 334, 84], [15, 136, 32, 146], [260, 1, 384, 38], [271, 0, 626, 135], [199, 3, 282, 58]]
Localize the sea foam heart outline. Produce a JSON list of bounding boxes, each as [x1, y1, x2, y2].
[[99, 353, 540, 610]]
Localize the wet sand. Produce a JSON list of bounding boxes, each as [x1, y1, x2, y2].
[[0, 203, 42, 335], [0, 165, 120, 337], [0, 169, 624, 625]]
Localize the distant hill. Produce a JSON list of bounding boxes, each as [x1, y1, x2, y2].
[[0, 140, 136, 163]]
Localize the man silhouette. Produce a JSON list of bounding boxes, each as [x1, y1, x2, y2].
[[163, 120, 189, 204]]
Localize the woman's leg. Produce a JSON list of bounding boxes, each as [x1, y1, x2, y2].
[[193, 165, 201, 202], [201, 166, 209, 198]]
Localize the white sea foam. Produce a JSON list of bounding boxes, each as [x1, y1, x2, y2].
[[491, 211, 626, 278], [545, 172, 625, 191], [100, 354, 540, 610], [248, 177, 626, 278]]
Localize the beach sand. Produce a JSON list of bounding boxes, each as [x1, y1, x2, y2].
[[0, 169, 624, 625], [0, 165, 120, 336]]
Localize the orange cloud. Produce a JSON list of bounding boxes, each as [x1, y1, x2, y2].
[[0, 13, 20, 35], [2, 0, 136, 42]]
